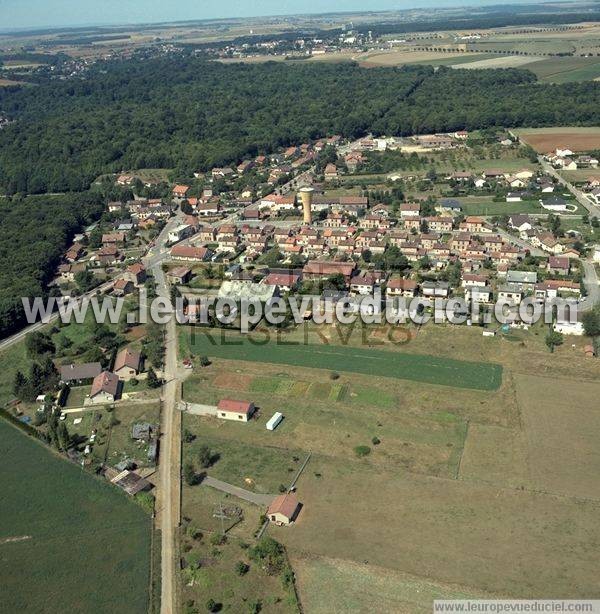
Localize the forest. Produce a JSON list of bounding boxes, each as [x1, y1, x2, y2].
[[0, 193, 104, 338], [0, 56, 599, 195]]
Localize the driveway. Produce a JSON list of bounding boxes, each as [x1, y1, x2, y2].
[[201, 476, 276, 506]]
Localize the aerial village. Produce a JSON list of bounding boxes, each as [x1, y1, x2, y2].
[[58, 129, 600, 338], [13, 127, 599, 504]]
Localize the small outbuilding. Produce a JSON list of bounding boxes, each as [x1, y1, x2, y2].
[[217, 399, 255, 422], [267, 493, 301, 526]]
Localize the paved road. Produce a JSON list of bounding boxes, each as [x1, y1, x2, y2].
[[492, 227, 546, 257], [581, 259, 600, 312], [201, 476, 276, 506], [0, 280, 114, 352], [146, 222, 182, 614], [539, 157, 600, 219]]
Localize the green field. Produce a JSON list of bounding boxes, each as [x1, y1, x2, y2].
[[472, 40, 575, 55], [0, 419, 152, 613], [525, 56, 600, 83], [0, 340, 31, 406], [458, 199, 542, 216], [180, 329, 502, 391]]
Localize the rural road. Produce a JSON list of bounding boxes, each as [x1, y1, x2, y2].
[[201, 476, 276, 506], [539, 156, 600, 219], [580, 259, 600, 312], [145, 220, 182, 614], [0, 280, 115, 352]]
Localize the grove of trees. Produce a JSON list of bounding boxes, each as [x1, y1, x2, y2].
[[0, 57, 599, 195]]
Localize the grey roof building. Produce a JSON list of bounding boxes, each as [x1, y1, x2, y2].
[[60, 362, 103, 383]]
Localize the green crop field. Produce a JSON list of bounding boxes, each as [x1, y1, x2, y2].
[[458, 199, 542, 216], [525, 57, 600, 83], [0, 419, 152, 614], [180, 328, 502, 391]]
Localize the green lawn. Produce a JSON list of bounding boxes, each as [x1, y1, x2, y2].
[[185, 431, 300, 494], [527, 57, 600, 83], [459, 199, 542, 216], [64, 385, 90, 408], [0, 340, 31, 405], [0, 419, 152, 614], [180, 329, 502, 391]]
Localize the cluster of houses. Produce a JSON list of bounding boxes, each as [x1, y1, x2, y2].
[[59, 346, 143, 405], [544, 148, 599, 171], [169, 194, 578, 269], [163, 189, 584, 323], [167, 136, 345, 214], [446, 167, 570, 207], [108, 198, 174, 229], [507, 213, 581, 256]]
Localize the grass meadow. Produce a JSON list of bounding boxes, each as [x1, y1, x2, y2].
[[0, 419, 151, 614], [179, 328, 503, 392]]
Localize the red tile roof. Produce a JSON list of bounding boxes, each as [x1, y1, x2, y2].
[[264, 272, 301, 287], [268, 493, 300, 519], [170, 245, 210, 260], [90, 371, 120, 398], [114, 347, 141, 373], [173, 184, 190, 196], [217, 399, 254, 416], [303, 260, 355, 279], [127, 263, 145, 275]]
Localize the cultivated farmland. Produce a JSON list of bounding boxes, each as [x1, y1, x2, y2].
[[515, 126, 600, 153], [525, 56, 600, 83], [0, 419, 152, 614], [452, 55, 544, 70], [179, 328, 503, 391]]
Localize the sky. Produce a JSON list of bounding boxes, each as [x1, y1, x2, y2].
[[0, 0, 543, 31]]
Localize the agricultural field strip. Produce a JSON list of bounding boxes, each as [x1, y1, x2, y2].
[[182, 330, 502, 391], [0, 419, 151, 614]]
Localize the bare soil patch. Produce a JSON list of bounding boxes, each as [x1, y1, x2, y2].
[[212, 372, 252, 391], [517, 127, 600, 153], [515, 374, 600, 500], [275, 459, 600, 598]]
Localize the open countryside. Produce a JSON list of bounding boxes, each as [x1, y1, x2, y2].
[[178, 325, 600, 607], [0, 420, 152, 614], [1, 1, 600, 612], [180, 328, 503, 391]]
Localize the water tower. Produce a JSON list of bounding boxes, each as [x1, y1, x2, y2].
[[299, 187, 314, 225]]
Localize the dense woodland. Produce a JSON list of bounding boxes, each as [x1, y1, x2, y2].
[[0, 57, 599, 194], [0, 193, 104, 338], [0, 55, 599, 338]]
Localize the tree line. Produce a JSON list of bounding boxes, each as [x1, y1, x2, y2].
[[0, 57, 599, 195]]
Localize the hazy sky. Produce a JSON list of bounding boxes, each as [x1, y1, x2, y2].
[[0, 0, 542, 30]]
